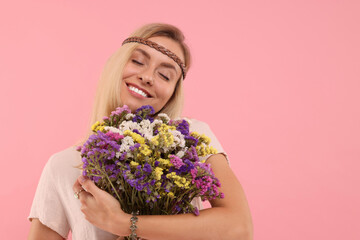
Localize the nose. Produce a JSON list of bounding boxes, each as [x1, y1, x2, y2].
[[138, 68, 154, 85]]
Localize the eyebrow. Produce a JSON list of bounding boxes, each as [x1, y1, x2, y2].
[[135, 48, 178, 74]]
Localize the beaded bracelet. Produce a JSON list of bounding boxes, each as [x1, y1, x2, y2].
[[129, 211, 139, 240]]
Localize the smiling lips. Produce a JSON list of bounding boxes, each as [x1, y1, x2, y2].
[[127, 83, 152, 98]]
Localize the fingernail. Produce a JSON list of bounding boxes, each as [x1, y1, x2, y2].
[[80, 175, 88, 184]]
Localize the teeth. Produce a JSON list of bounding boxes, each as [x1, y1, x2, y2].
[[129, 86, 148, 97]]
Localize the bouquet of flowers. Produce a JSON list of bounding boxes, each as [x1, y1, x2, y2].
[[77, 105, 224, 226]]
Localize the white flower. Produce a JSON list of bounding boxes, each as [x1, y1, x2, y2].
[[157, 113, 170, 122], [118, 120, 139, 134], [104, 126, 121, 134], [150, 119, 163, 128], [170, 129, 186, 148], [176, 149, 186, 158], [140, 119, 151, 128], [119, 136, 135, 157], [136, 119, 154, 141], [125, 113, 135, 120]]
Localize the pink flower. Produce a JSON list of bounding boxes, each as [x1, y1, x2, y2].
[[169, 155, 184, 169], [105, 131, 124, 141]]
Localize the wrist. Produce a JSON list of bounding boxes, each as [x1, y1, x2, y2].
[[112, 211, 132, 236], [129, 211, 139, 239]]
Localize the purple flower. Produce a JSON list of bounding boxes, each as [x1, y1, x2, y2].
[[193, 207, 200, 216], [119, 152, 127, 161], [127, 179, 136, 187], [185, 135, 199, 147], [129, 143, 141, 151], [183, 159, 195, 170], [132, 129, 144, 137], [105, 164, 115, 172], [175, 205, 182, 212], [135, 169, 142, 177], [133, 105, 155, 122], [109, 173, 117, 179], [135, 105, 155, 115], [135, 183, 144, 191], [186, 146, 199, 162], [91, 176, 101, 183], [176, 120, 190, 136], [143, 163, 152, 173]]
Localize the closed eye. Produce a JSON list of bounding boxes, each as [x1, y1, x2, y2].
[[159, 73, 169, 81], [132, 59, 143, 65]]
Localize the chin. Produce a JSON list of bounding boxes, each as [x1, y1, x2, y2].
[[123, 102, 139, 112]]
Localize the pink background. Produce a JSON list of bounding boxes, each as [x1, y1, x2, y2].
[[1, 0, 359, 239]]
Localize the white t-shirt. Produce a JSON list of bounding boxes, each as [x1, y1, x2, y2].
[[28, 119, 228, 239]]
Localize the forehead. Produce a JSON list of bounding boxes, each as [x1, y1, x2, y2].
[[134, 36, 185, 65]]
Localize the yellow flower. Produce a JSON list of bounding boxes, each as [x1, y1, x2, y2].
[[191, 132, 212, 145], [190, 131, 201, 139], [151, 135, 159, 146], [166, 172, 190, 189], [140, 144, 152, 156], [196, 146, 206, 157], [159, 158, 170, 166], [210, 146, 218, 154], [155, 124, 176, 147], [201, 134, 211, 145], [166, 172, 176, 178], [154, 167, 163, 180], [164, 134, 174, 147], [91, 121, 106, 133], [124, 130, 145, 144], [91, 121, 100, 131], [167, 192, 175, 198], [130, 161, 139, 167]]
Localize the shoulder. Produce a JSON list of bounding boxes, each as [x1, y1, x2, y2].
[[184, 117, 212, 133], [44, 146, 82, 180], [185, 117, 230, 163], [48, 146, 81, 167]]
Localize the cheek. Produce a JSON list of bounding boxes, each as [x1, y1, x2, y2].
[[122, 63, 138, 79], [161, 84, 177, 101]]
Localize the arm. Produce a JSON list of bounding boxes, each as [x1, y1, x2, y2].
[[132, 154, 253, 240], [75, 153, 253, 240], [28, 219, 65, 240], [28, 156, 71, 240]]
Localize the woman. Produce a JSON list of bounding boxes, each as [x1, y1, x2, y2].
[[28, 23, 253, 240]]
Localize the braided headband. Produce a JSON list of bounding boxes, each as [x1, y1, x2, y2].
[[122, 37, 187, 79]]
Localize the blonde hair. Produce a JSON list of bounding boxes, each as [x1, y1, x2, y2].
[[75, 23, 191, 146]]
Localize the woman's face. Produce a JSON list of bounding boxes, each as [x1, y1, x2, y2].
[[120, 36, 184, 113]]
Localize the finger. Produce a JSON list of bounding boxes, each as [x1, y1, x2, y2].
[[79, 190, 92, 204], [78, 175, 102, 197], [73, 177, 82, 192]]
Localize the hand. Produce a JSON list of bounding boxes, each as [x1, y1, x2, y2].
[[73, 175, 132, 236]]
